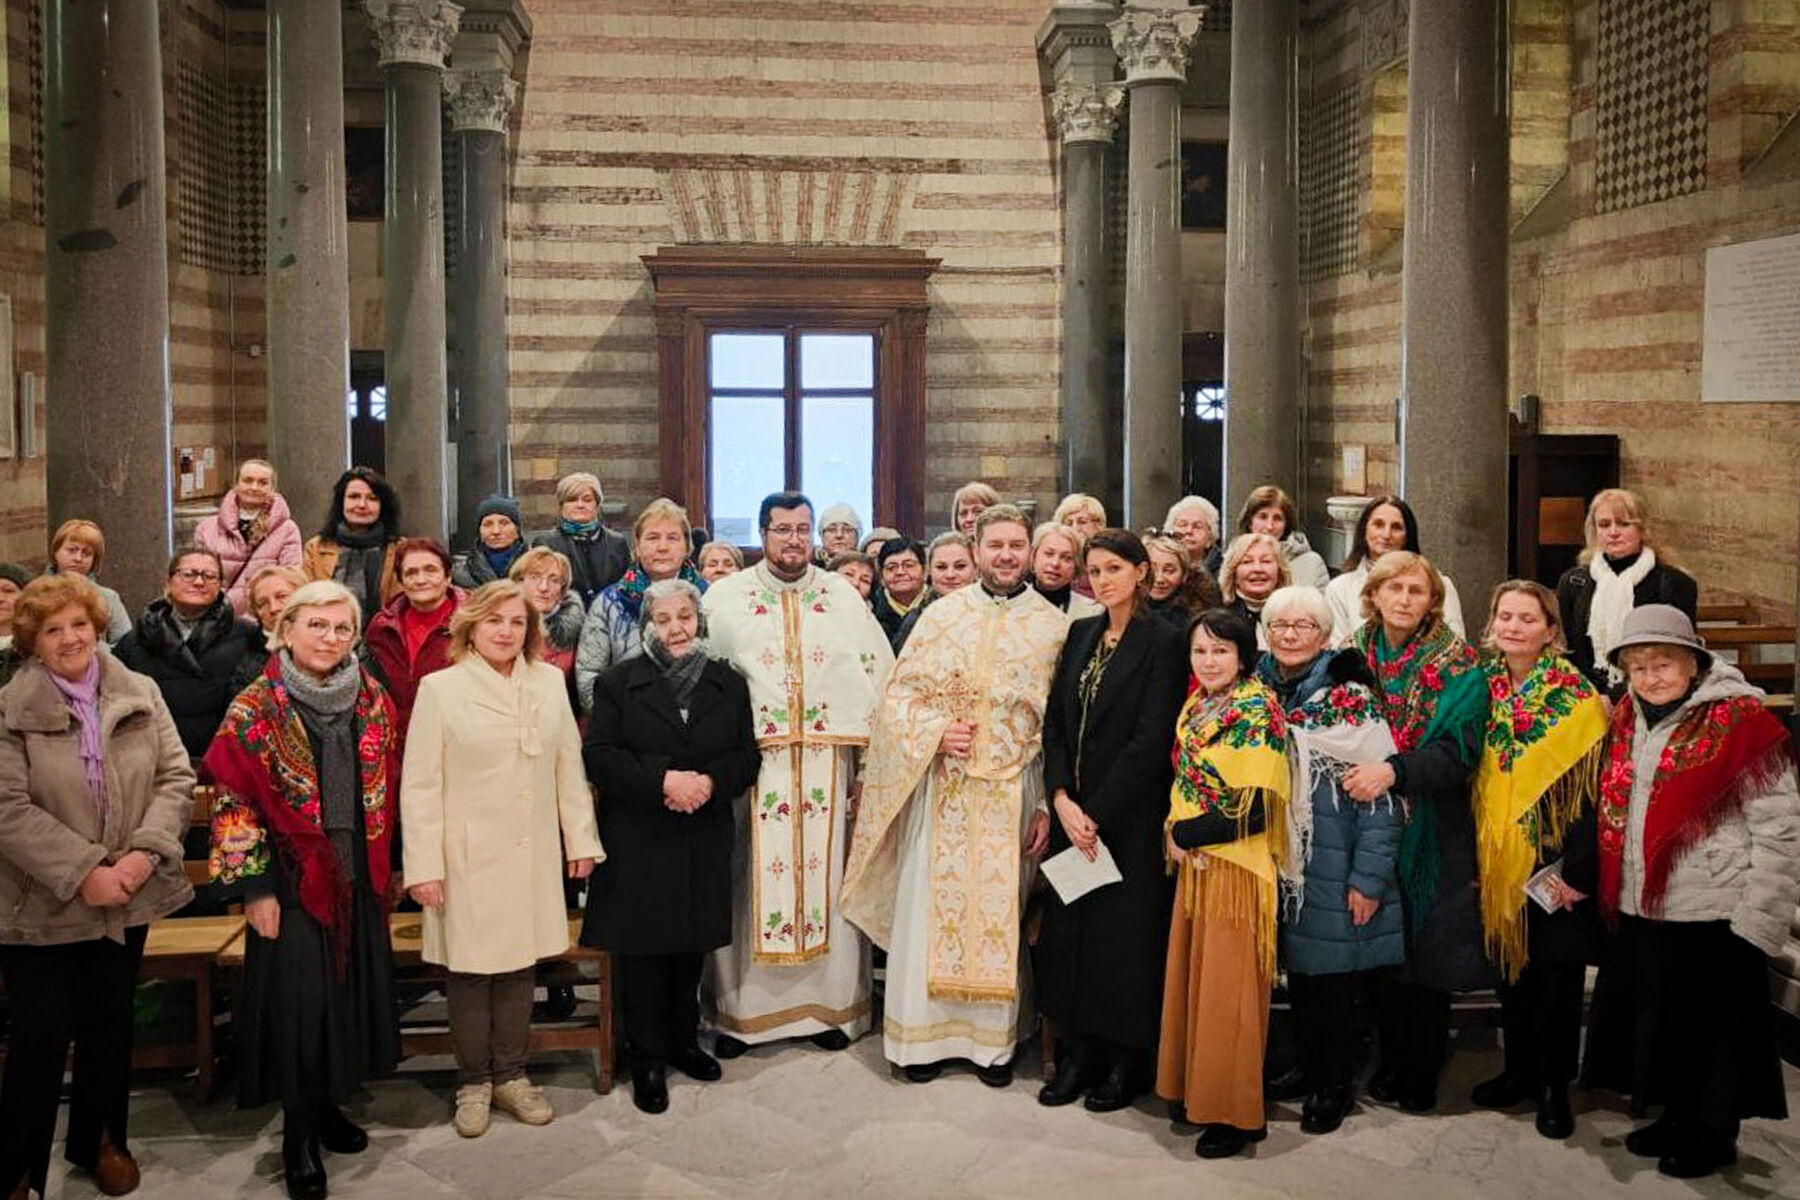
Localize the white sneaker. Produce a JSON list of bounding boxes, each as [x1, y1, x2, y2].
[[491, 1076, 554, 1126], [454, 1082, 492, 1137]]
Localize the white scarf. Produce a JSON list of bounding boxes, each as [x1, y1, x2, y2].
[[1587, 547, 1656, 684]]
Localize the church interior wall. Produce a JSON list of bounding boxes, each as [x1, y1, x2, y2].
[[1295, 0, 1800, 616], [0, 0, 45, 566], [503, 0, 1064, 532]]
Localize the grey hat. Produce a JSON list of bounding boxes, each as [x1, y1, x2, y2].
[[0, 561, 29, 589], [818, 503, 863, 538], [1607, 604, 1712, 671]]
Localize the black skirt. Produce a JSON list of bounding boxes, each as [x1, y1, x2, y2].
[[1035, 837, 1173, 1051], [236, 852, 399, 1113], [1581, 915, 1787, 1126]]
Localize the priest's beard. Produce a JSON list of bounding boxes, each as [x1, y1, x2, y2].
[[977, 564, 1028, 597]]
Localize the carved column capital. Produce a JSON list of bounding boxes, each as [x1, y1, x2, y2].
[[445, 68, 517, 133], [364, 0, 462, 70], [1051, 82, 1125, 144], [1109, 5, 1204, 85]]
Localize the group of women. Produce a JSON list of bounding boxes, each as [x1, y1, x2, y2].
[[0, 472, 1794, 1200], [1034, 489, 1797, 1181]]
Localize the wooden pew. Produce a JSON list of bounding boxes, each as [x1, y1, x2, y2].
[[216, 912, 617, 1094]]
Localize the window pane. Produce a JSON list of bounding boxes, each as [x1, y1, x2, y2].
[[370, 386, 387, 422], [800, 333, 874, 391], [801, 394, 873, 532], [710, 333, 785, 390], [710, 395, 785, 545]]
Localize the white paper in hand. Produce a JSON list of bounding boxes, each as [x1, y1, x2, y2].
[[1525, 859, 1565, 914], [1040, 839, 1124, 904]]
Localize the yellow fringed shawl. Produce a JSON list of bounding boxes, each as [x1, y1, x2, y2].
[[1167, 678, 1292, 975], [1473, 652, 1606, 981]]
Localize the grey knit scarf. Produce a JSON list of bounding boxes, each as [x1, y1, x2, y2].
[[278, 650, 362, 875]]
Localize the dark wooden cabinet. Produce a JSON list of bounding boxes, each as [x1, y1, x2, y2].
[[1507, 422, 1619, 587]]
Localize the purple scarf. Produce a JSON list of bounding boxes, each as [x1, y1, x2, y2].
[[46, 654, 107, 820]]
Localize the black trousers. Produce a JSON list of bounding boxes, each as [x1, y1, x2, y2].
[[0, 926, 149, 1196], [616, 953, 704, 1066], [1375, 976, 1451, 1096], [1288, 970, 1376, 1091], [1497, 959, 1585, 1087]]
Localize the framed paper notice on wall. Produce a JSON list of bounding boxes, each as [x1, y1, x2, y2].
[[1701, 230, 1800, 403]]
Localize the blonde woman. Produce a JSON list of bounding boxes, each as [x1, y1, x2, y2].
[[534, 472, 629, 608], [508, 546, 585, 694], [1029, 523, 1101, 619], [245, 565, 309, 638], [951, 481, 1001, 537], [1233, 485, 1329, 590], [575, 498, 705, 713], [401, 580, 604, 1137], [1142, 533, 1221, 630], [45, 519, 130, 642], [195, 459, 304, 616], [1554, 488, 1697, 695], [1219, 533, 1292, 645]]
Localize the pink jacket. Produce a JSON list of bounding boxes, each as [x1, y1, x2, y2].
[[194, 490, 304, 615]]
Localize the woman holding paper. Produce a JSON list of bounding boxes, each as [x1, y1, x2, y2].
[[1254, 587, 1403, 1137], [1037, 530, 1187, 1114], [1468, 581, 1606, 1141], [1156, 608, 1292, 1159]]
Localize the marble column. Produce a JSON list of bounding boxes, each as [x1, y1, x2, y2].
[[1398, 0, 1509, 628], [267, 0, 351, 533], [1112, 4, 1201, 528], [447, 69, 516, 548], [44, 0, 172, 608], [1051, 83, 1124, 504], [1222, 0, 1300, 512], [366, 0, 461, 540]]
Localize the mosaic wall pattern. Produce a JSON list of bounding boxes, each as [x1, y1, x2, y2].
[[443, 123, 461, 278], [176, 61, 235, 272], [27, 0, 42, 225], [1594, 0, 1708, 214], [230, 81, 265, 273], [1300, 83, 1360, 280]]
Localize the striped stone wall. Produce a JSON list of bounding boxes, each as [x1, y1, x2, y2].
[[0, 0, 45, 564], [506, 0, 1063, 533]]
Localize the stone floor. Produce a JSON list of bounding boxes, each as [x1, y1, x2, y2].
[[39, 1028, 1800, 1199]]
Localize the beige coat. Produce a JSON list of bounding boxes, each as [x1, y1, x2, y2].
[[0, 655, 196, 945], [400, 654, 604, 973], [301, 535, 403, 609]]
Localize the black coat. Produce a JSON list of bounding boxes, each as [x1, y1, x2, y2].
[[535, 526, 630, 609], [1036, 613, 1188, 1048], [114, 597, 266, 759], [1555, 555, 1698, 694], [579, 654, 760, 956], [1388, 699, 1497, 994]]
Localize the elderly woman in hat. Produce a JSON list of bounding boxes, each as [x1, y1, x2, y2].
[[452, 495, 529, 589], [1578, 605, 1799, 1180]]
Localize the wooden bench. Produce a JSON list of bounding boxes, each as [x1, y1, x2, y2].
[[133, 915, 244, 1101], [215, 912, 616, 1094]]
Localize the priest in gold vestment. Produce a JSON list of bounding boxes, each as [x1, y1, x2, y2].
[[842, 505, 1067, 1085], [701, 493, 895, 1057]]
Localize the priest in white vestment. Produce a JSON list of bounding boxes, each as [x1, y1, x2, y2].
[[842, 505, 1067, 1085], [701, 492, 895, 1056]]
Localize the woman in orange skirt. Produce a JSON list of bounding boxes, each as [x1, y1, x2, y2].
[[1157, 607, 1292, 1159]]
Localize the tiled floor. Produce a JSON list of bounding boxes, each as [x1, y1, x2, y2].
[[39, 1028, 1800, 1199]]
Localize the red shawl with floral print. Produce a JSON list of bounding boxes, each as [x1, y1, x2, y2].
[[1597, 691, 1792, 924], [202, 657, 399, 972]]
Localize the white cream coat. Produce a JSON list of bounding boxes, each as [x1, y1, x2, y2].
[[401, 654, 604, 974]]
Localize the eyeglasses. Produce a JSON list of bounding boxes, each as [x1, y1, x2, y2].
[[765, 524, 813, 541], [1267, 620, 1321, 636], [173, 568, 221, 584], [299, 617, 358, 642], [521, 571, 564, 587]]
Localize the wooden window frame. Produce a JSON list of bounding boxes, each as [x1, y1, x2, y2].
[[643, 245, 938, 537]]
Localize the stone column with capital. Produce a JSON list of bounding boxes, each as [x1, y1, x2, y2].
[[44, 0, 173, 608], [1399, 0, 1509, 631], [1112, 3, 1201, 529], [1222, 0, 1300, 516], [1039, 3, 1126, 513], [1050, 82, 1124, 508], [366, 0, 461, 541], [267, 0, 352, 532], [447, 67, 517, 548]]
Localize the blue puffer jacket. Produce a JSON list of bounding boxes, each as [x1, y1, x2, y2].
[[1262, 650, 1406, 978]]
